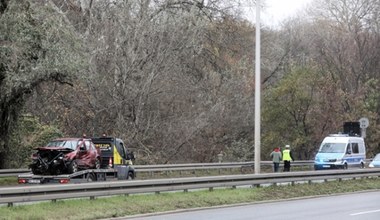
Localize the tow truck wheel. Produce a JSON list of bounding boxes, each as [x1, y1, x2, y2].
[[68, 160, 79, 174], [87, 173, 96, 182], [95, 158, 101, 169]]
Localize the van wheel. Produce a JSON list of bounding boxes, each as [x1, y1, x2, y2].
[[343, 163, 348, 169], [128, 171, 135, 180]]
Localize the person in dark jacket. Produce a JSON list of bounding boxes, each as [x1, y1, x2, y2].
[[282, 145, 295, 172]]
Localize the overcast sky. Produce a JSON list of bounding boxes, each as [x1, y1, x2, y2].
[[245, 0, 313, 27]]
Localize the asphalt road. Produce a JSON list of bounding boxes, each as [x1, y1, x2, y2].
[[123, 191, 380, 220]]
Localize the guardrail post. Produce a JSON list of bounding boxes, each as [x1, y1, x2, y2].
[[308, 180, 312, 185], [252, 184, 261, 188], [184, 189, 188, 193], [90, 196, 95, 200], [209, 187, 213, 191], [7, 202, 13, 207]]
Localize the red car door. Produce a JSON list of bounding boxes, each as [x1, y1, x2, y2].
[[76, 140, 96, 168]]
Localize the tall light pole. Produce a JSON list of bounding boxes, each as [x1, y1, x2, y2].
[[254, 0, 261, 174]]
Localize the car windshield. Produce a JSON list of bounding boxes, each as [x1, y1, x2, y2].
[[319, 143, 346, 153], [46, 140, 78, 150]]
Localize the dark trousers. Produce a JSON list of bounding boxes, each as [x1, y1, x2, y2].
[[273, 162, 280, 172], [283, 160, 291, 172]]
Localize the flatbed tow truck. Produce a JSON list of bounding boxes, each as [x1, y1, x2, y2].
[[18, 167, 134, 184], [18, 136, 135, 184]]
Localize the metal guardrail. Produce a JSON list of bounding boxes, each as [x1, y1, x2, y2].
[[134, 161, 314, 171], [0, 161, 315, 177], [1, 160, 373, 177], [1, 168, 380, 207], [0, 169, 30, 177]]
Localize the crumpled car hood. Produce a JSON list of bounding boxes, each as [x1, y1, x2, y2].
[[35, 147, 74, 152]]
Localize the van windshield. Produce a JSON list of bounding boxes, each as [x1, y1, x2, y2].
[[319, 143, 346, 153]]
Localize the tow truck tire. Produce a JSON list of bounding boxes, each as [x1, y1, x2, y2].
[[68, 160, 79, 174], [87, 173, 96, 182], [95, 158, 101, 169]]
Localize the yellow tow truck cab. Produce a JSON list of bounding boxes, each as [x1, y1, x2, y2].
[[91, 136, 134, 168]]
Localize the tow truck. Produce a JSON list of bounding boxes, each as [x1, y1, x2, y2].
[[18, 136, 135, 184]]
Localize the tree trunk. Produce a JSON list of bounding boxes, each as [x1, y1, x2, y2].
[[0, 151, 6, 169]]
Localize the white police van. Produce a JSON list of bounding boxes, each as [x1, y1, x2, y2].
[[314, 134, 366, 170]]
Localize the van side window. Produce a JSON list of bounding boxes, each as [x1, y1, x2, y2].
[[352, 143, 359, 154], [119, 142, 127, 158], [346, 144, 352, 154]]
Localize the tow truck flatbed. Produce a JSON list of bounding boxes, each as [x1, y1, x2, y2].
[[18, 167, 133, 184]]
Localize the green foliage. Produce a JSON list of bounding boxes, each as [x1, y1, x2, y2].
[[363, 79, 379, 113], [0, 0, 86, 168], [7, 114, 63, 168], [262, 67, 321, 159], [0, 177, 17, 186]]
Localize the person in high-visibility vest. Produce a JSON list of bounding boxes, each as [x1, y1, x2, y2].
[[282, 145, 295, 172]]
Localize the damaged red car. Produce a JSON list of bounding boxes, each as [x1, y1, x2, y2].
[[29, 138, 101, 175]]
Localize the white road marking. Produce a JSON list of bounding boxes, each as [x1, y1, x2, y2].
[[350, 209, 380, 216]]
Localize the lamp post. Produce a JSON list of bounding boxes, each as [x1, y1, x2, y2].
[[254, 0, 261, 174]]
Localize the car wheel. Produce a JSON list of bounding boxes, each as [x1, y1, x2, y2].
[[68, 160, 79, 174], [31, 166, 42, 175], [95, 158, 101, 169]]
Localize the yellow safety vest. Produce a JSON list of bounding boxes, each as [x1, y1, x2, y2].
[[283, 149, 292, 161]]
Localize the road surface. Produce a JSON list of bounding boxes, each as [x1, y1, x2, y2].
[[123, 191, 380, 220]]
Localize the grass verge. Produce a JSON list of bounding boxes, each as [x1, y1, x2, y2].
[[1, 177, 380, 220], [0, 177, 17, 186]]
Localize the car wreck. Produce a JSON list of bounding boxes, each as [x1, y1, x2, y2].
[[29, 138, 101, 175]]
